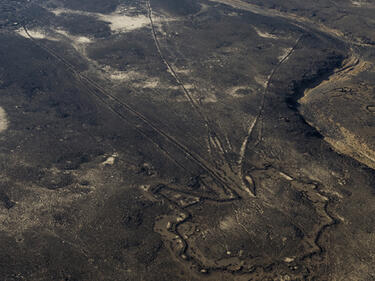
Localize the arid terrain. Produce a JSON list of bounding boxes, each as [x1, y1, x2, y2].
[[0, 0, 374, 280]]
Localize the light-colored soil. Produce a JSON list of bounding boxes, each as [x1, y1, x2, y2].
[[278, 47, 293, 62], [16, 28, 58, 41], [50, 7, 163, 34], [0, 106, 8, 133], [253, 27, 278, 39], [325, 125, 375, 170]]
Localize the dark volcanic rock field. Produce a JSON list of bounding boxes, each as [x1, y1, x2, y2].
[[0, 0, 374, 280]]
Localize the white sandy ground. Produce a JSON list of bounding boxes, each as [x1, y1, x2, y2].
[[16, 28, 58, 41], [101, 153, 118, 166], [100, 13, 150, 32], [279, 171, 293, 181], [351, 1, 375, 8], [0, 107, 9, 133], [227, 86, 248, 97], [16, 4, 169, 52], [16, 27, 91, 45], [16, 5, 159, 45], [354, 1, 375, 7], [103, 67, 146, 82], [100, 66, 141, 83], [15, 7, 189, 90], [15, 5, 175, 86], [101, 65, 185, 90], [219, 215, 237, 231], [54, 29, 92, 44], [50, 5, 153, 33], [284, 257, 295, 263], [351, 0, 366, 7], [278, 47, 293, 62], [253, 27, 278, 39], [254, 75, 269, 88], [16, 26, 93, 58], [133, 78, 159, 88], [54, 29, 93, 55], [351, 1, 362, 6]]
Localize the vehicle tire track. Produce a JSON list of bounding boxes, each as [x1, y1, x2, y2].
[[255, 35, 305, 147], [23, 25, 241, 199], [236, 35, 304, 195], [146, 0, 235, 172], [23, 7, 344, 277]]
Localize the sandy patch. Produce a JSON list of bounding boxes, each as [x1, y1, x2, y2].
[[51, 29, 93, 57], [284, 257, 295, 263], [102, 153, 118, 166], [254, 75, 268, 87], [199, 93, 217, 103], [143, 79, 159, 88], [16, 26, 91, 55], [0, 107, 8, 133], [51, 6, 154, 33], [219, 215, 236, 231], [254, 27, 278, 39], [101, 62, 197, 89], [51, 8, 70, 16], [101, 66, 158, 87], [16, 28, 58, 41], [100, 65, 177, 89], [278, 47, 293, 62], [279, 171, 293, 181], [244, 175, 254, 186], [228, 86, 245, 97], [99, 13, 149, 32], [133, 78, 160, 89], [54, 29, 92, 44], [325, 126, 375, 170], [351, 1, 365, 6], [101, 66, 142, 81], [174, 68, 191, 75], [351, 1, 375, 8], [228, 12, 239, 17], [227, 85, 255, 98]]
